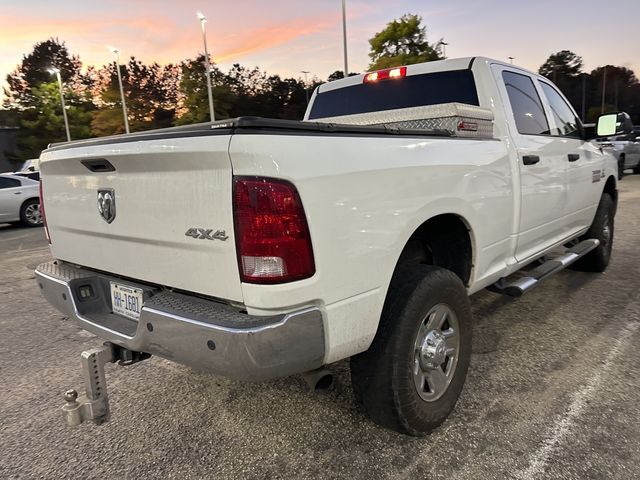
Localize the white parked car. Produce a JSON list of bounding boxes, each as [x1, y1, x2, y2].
[[0, 173, 42, 227], [36, 57, 622, 435]]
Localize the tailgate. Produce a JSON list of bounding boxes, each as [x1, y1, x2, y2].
[[40, 135, 242, 302]]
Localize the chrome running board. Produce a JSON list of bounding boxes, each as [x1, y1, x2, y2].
[[490, 239, 600, 298]]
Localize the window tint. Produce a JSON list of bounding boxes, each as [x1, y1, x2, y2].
[[308, 70, 479, 119], [0, 177, 21, 189], [539, 82, 580, 137], [502, 71, 549, 135]]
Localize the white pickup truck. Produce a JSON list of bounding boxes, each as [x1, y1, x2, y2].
[[36, 57, 626, 436], [598, 123, 640, 178]]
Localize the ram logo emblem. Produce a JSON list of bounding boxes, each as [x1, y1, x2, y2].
[[97, 189, 116, 224]]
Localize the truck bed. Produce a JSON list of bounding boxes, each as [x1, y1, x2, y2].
[[46, 116, 454, 153]]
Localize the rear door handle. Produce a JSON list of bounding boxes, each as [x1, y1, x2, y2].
[[522, 155, 540, 165], [568, 154, 580, 162], [14, 191, 22, 195]]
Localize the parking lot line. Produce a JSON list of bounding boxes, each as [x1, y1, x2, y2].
[[516, 302, 640, 480]]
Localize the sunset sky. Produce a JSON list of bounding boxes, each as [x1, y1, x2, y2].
[[1, 0, 638, 102]]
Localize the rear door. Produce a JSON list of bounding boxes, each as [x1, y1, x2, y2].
[[40, 134, 243, 302], [0, 176, 25, 221], [493, 67, 568, 261], [537, 80, 603, 232], [628, 129, 640, 166]]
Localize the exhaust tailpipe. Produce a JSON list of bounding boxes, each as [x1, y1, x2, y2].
[[302, 368, 334, 393]]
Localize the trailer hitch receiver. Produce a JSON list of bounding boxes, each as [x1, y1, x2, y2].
[[61, 342, 150, 427]]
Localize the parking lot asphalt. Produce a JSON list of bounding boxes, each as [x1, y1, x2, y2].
[[1, 176, 639, 480]]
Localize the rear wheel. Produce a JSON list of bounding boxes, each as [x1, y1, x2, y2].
[[20, 198, 43, 227], [572, 193, 614, 272], [633, 161, 640, 175], [350, 265, 472, 436]]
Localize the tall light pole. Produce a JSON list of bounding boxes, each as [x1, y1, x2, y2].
[[601, 66, 607, 114], [508, 56, 515, 64], [581, 73, 587, 122], [439, 41, 449, 59], [108, 47, 130, 134], [48, 68, 71, 142], [197, 12, 216, 122], [341, 0, 349, 77], [301, 70, 310, 104]]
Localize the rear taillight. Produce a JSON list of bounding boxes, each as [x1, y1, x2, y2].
[[233, 176, 315, 284], [39, 180, 51, 244]]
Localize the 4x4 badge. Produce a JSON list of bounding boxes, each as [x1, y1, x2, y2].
[[185, 228, 228, 241], [97, 189, 116, 223]]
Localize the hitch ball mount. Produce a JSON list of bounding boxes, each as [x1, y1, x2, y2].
[[61, 342, 150, 427]]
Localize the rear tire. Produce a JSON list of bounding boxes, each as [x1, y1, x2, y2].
[[20, 198, 43, 227], [618, 156, 625, 180], [572, 194, 614, 272], [633, 162, 640, 175], [350, 265, 472, 436]]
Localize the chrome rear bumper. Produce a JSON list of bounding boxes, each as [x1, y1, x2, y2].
[[35, 261, 325, 381]]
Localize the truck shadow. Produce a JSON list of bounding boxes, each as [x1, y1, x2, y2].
[[129, 267, 606, 477]]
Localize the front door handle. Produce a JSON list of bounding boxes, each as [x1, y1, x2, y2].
[[568, 153, 580, 162], [522, 155, 540, 165]]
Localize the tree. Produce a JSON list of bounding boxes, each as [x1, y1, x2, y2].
[[3, 38, 86, 109], [368, 14, 441, 71], [10, 82, 91, 159], [91, 58, 180, 135], [223, 64, 268, 118], [3, 39, 93, 160], [538, 50, 585, 110], [326, 70, 360, 81], [539, 50, 583, 80], [176, 56, 233, 125], [587, 66, 639, 122], [254, 75, 308, 119]]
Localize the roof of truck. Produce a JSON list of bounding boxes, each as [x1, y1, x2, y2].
[[317, 56, 538, 94]]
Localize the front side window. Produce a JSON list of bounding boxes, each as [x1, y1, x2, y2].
[[0, 177, 21, 189], [539, 82, 580, 138], [502, 71, 550, 136]]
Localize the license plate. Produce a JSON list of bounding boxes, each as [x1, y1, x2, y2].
[[110, 282, 143, 321]]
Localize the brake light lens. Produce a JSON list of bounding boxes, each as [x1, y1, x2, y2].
[[233, 177, 315, 284], [39, 180, 51, 244], [364, 66, 407, 83]]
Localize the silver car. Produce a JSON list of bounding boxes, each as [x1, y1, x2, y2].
[[599, 126, 640, 179], [0, 173, 42, 227]]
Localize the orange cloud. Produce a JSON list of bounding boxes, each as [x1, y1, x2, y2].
[[212, 16, 336, 63]]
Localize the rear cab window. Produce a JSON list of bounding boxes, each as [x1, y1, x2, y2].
[[308, 69, 479, 119]]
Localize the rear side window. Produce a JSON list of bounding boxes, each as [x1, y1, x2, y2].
[[539, 82, 580, 138], [502, 71, 550, 136], [0, 177, 21, 189], [308, 69, 479, 119]]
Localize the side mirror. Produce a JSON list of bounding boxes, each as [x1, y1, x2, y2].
[[596, 112, 632, 137]]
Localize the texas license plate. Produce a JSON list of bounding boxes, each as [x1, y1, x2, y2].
[[110, 282, 143, 321]]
